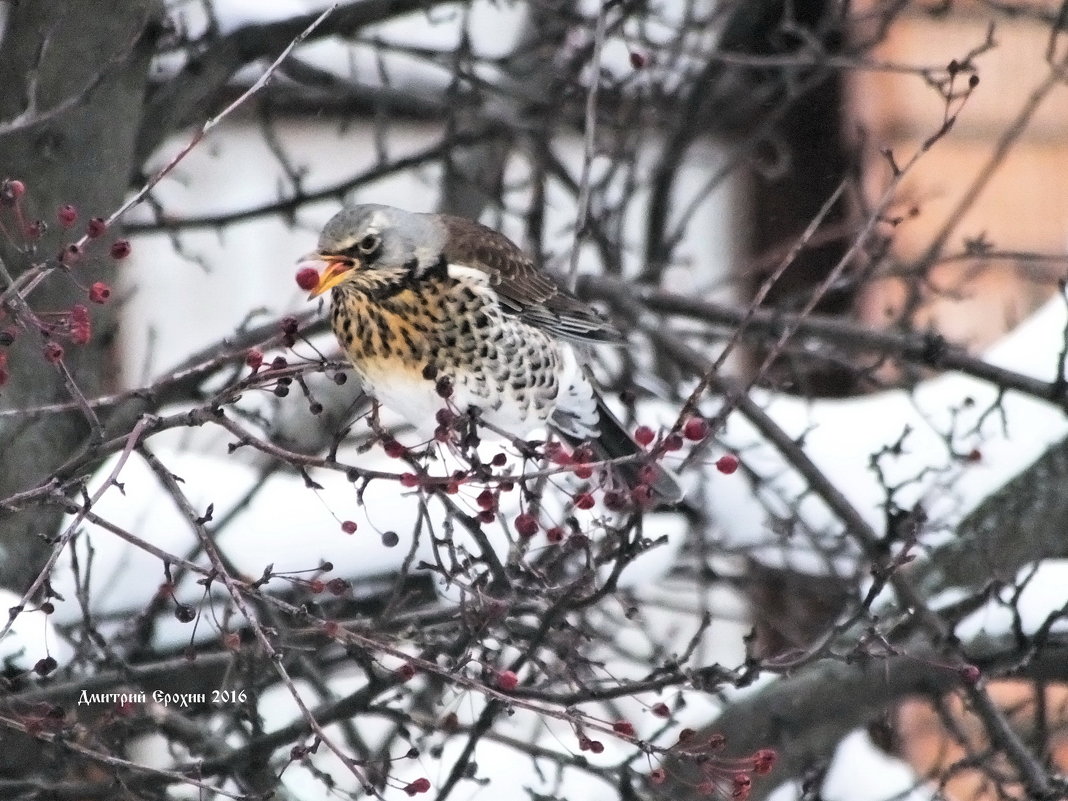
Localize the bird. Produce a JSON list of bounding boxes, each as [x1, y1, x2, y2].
[[301, 204, 681, 503]]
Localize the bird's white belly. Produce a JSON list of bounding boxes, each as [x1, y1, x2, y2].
[[354, 363, 554, 440], [353, 340, 596, 441]]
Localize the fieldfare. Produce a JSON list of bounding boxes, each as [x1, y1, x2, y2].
[[303, 204, 681, 502]]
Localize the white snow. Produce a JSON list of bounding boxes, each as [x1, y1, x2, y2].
[[952, 560, 1068, 641], [48, 417, 687, 645], [766, 730, 929, 801], [707, 295, 1068, 573]]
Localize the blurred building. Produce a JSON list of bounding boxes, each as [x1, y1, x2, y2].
[[851, 0, 1068, 348]]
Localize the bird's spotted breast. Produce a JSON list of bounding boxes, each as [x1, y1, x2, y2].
[[330, 272, 574, 434], [331, 285, 436, 371]]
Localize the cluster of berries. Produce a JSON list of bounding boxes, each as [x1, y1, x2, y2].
[[0, 180, 132, 386]]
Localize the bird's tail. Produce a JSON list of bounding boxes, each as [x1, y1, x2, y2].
[[570, 396, 684, 505]]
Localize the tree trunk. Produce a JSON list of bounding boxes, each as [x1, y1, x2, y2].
[[0, 2, 161, 591]]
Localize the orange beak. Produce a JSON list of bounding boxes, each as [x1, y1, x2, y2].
[[300, 253, 358, 299]]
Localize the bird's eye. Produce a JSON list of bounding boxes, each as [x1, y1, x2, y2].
[[357, 234, 380, 254]]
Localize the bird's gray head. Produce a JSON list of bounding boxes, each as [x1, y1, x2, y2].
[[320, 204, 445, 273], [304, 204, 448, 298]]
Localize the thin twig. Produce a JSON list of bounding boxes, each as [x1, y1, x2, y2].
[[10, 4, 338, 303], [566, 2, 610, 287], [0, 414, 158, 643]]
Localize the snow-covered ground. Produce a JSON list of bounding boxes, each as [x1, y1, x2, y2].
[[707, 294, 1068, 574]]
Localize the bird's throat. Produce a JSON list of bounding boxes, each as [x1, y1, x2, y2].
[[331, 285, 436, 372]]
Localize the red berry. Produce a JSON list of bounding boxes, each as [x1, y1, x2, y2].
[[732, 773, 752, 799], [308, 579, 325, 594], [634, 425, 655, 446], [545, 441, 571, 465], [326, 578, 349, 596], [496, 670, 519, 690], [435, 408, 455, 427], [1, 179, 25, 206], [295, 266, 320, 291], [514, 513, 538, 538], [476, 490, 496, 510], [588, 740, 604, 754], [400, 473, 420, 488], [322, 620, 340, 637], [573, 444, 595, 463], [109, 239, 131, 259], [630, 484, 653, 507], [753, 748, 776, 775], [716, 454, 739, 474], [397, 663, 417, 681], [546, 526, 565, 543], [70, 322, 90, 345], [271, 356, 287, 369], [43, 342, 64, 363], [86, 217, 107, 238], [88, 281, 111, 304], [574, 492, 595, 510], [651, 702, 670, 718], [60, 243, 82, 264], [435, 377, 453, 398], [340, 520, 357, 534], [683, 417, 709, 441], [69, 306, 91, 345], [650, 768, 666, 784], [58, 204, 78, 228], [958, 664, 980, 684], [382, 437, 407, 458], [245, 348, 263, 370], [24, 219, 45, 240], [663, 433, 683, 451], [478, 510, 495, 524], [404, 778, 431, 796], [573, 465, 593, 479], [612, 720, 635, 736], [603, 490, 627, 510], [629, 51, 647, 69], [491, 453, 508, 467]]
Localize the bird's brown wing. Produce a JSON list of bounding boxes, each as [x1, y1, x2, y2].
[[438, 214, 622, 344]]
